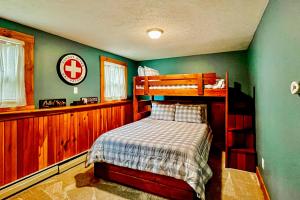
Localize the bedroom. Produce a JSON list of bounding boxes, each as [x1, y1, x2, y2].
[[0, 0, 299, 200]]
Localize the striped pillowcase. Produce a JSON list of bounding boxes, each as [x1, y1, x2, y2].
[[150, 103, 175, 121], [175, 104, 205, 123]]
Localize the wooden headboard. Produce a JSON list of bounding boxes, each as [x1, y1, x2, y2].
[[135, 97, 225, 150]]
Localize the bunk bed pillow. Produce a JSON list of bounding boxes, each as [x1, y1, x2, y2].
[[175, 104, 206, 123], [150, 103, 175, 121], [199, 104, 208, 123], [183, 104, 208, 123], [138, 66, 145, 76], [144, 66, 159, 76]]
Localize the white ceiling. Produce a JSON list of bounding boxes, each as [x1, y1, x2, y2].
[[0, 0, 268, 61]]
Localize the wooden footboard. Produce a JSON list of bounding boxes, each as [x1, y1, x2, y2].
[[94, 162, 197, 200]]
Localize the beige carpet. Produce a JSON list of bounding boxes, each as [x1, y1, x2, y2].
[[8, 152, 264, 200]]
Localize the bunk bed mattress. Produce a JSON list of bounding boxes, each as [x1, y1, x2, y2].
[[86, 118, 213, 200]]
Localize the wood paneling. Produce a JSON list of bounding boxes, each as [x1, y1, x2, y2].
[[0, 122, 4, 186], [4, 121, 18, 184], [0, 101, 132, 187]]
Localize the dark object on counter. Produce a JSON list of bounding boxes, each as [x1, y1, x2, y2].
[[39, 99, 66, 109], [80, 97, 98, 104], [70, 100, 85, 106]]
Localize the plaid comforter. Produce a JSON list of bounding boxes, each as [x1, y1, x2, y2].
[[86, 118, 213, 200]]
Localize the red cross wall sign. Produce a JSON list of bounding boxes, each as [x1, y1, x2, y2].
[[57, 53, 87, 85]]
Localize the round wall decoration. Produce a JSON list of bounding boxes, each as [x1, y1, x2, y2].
[[57, 53, 87, 85]]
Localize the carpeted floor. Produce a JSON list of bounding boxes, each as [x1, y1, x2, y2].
[[8, 152, 264, 200]]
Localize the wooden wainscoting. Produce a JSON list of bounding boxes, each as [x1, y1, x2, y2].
[[0, 101, 132, 187]]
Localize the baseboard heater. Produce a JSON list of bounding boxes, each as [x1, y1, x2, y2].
[[0, 152, 87, 199]]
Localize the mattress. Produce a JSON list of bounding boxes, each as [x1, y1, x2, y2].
[[136, 79, 225, 90], [86, 118, 213, 200]]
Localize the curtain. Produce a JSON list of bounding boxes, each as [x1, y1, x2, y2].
[[0, 41, 26, 108], [104, 61, 127, 101]]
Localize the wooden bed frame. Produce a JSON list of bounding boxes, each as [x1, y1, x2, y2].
[[133, 72, 228, 121], [94, 162, 197, 200], [94, 72, 229, 200]]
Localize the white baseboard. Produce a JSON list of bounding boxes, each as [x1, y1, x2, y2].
[[58, 153, 87, 173], [0, 152, 87, 199], [0, 166, 58, 199]]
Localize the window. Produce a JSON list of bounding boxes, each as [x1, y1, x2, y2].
[[100, 56, 127, 102], [0, 36, 26, 108], [0, 28, 34, 111]]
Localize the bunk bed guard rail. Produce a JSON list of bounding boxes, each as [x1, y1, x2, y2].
[[134, 73, 218, 95]]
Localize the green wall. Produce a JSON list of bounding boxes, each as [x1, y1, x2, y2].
[[0, 18, 138, 107], [139, 51, 250, 95], [4, 8, 300, 198], [248, 0, 300, 199]]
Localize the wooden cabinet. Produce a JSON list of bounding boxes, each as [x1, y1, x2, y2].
[[227, 127, 256, 172], [226, 88, 256, 172]]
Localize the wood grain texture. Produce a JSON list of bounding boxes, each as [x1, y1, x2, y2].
[[69, 112, 78, 157], [17, 118, 35, 178], [133, 72, 224, 100], [210, 102, 225, 150], [4, 121, 18, 184], [32, 118, 39, 172], [0, 100, 131, 122], [38, 117, 45, 170], [0, 122, 4, 185], [47, 115, 56, 166], [0, 101, 132, 187], [17, 119, 24, 178], [78, 111, 89, 153], [226, 84, 256, 171], [197, 73, 203, 95]]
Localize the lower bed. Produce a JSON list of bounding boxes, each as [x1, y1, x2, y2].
[[86, 118, 213, 200]]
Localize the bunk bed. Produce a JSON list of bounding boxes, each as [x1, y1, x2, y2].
[[133, 72, 228, 121], [87, 72, 229, 200]]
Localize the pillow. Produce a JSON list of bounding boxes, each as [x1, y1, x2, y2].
[[150, 103, 175, 121], [144, 66, 159, 76], [175, 104, 207, 123], [199, 104, 208, 123], [138, 66, 145, 76]]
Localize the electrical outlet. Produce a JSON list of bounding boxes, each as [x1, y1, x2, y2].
[[74, 87, 78, 94], [262, 157, 265, 170]]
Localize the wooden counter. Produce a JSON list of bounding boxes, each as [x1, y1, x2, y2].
[[0, 100, 132, 121]]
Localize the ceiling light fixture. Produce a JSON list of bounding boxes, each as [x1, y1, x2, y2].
[[147, 28, 164, 39]]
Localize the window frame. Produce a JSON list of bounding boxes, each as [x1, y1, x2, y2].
[[0, 27, 34, 112], [100, 56, 128, 103]]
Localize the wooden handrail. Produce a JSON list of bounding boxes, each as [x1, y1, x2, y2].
[[134, 73, 218, 86], [0, 100, 132, 121]]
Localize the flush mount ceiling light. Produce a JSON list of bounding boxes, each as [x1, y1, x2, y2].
[[147, 28, 164, 39]]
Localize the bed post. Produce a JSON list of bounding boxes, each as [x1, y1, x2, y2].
[[197, 73, 203, 95], [225, 71, 229, 167], [133, 76, 138, 121], [144, 76, 149, 95]]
